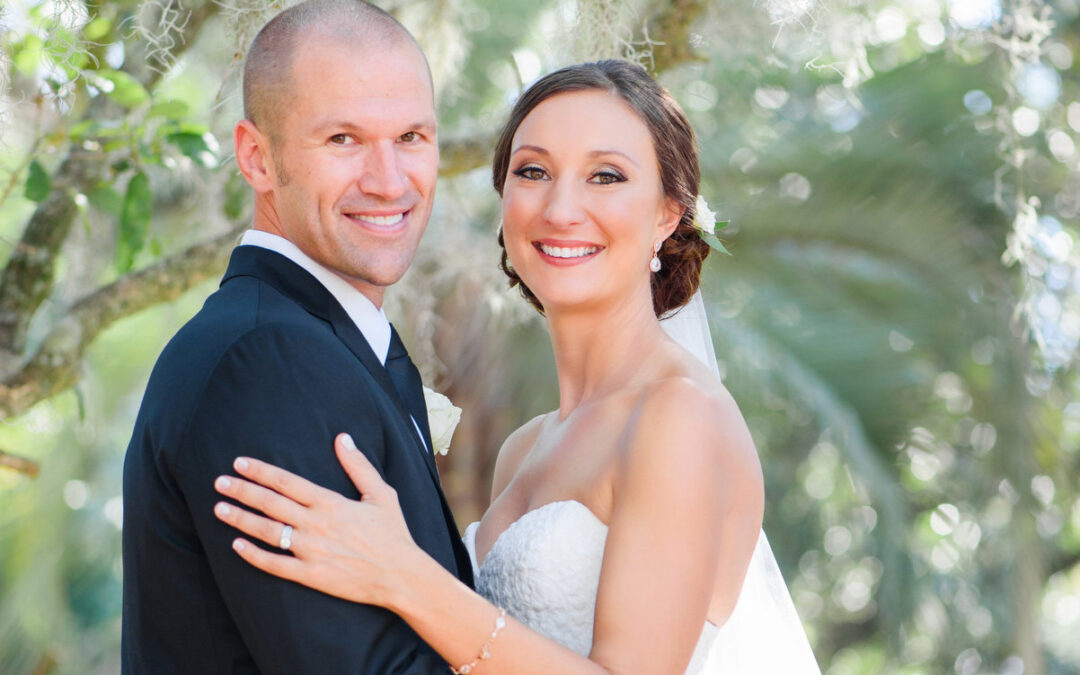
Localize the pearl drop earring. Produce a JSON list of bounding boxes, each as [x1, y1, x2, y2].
[[649, 241, 662, 273]]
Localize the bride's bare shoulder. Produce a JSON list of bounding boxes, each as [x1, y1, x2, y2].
[[490, 412, 550, 502], [619, 376, 763, 507]]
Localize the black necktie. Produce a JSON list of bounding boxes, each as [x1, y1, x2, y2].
[[385, 327, 431, 451]]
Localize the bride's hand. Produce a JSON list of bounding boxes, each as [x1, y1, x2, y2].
[[212, 433, 420, 608]]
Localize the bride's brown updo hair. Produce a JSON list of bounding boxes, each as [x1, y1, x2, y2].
[[492, 59, 710, 317]]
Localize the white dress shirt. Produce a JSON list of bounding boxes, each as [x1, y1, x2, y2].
[[240, 230, 428, 450]]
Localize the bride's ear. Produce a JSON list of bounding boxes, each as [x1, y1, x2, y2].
[[657, 196, 684, 240]]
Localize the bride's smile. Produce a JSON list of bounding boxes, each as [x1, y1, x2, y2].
[[501, 89, 682, 315], [533, 239, 604, 264], [207, 56, 818, 675]]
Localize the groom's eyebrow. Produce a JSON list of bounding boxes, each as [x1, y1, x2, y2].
[[310, 119, 437, 135]]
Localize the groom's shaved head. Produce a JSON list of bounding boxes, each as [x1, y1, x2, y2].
[[243, 0, 430, 141]]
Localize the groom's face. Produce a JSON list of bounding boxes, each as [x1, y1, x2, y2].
[[261, 34, 437, 304]]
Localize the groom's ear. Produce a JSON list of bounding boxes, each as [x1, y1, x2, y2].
[[234, 119, 276, 193]]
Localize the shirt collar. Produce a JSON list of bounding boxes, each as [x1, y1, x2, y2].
[[240, 230, 392, 365]]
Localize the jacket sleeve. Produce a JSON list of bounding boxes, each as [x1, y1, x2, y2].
[[169, 325, 451, 675]]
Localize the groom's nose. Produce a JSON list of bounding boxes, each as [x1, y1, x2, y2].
[[357, 141, 409, 201]]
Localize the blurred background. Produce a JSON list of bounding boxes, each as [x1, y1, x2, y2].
[[1, 0, 1079, 672]]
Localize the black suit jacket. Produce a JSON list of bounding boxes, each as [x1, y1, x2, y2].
[[121, 246, 472, 674]]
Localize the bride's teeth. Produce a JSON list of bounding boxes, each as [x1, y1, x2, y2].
[[356, 213, 404, 226], [540, 244, 599, 259]]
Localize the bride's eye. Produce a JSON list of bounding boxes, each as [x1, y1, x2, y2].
[[589, 169, 626, 185], [512, 165, 548, 181]]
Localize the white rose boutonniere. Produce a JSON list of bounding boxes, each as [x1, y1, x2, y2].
[[691, 194, 732, 256], [423, 386, 462, 456], [693, 194, 717, 235]]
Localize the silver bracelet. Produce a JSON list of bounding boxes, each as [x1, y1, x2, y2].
[[450, 607, 508, 674]]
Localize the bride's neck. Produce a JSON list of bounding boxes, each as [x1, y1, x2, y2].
[[546, 291, 668, 420]]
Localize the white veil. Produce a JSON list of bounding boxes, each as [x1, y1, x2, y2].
[[661, 290, 821, 674]]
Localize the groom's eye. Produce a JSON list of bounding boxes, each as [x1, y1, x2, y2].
[[329, 134, 350, 145], [399, 131, 420, 143]]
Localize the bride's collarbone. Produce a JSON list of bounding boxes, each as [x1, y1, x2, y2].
[[479, 383, 702, 563], [477, 420, 620, 563]]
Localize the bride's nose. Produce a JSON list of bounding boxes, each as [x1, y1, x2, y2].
[[542, 178, 586, 228]]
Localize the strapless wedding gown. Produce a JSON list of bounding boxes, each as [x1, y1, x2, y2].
[[462, 500, 820, 674], [463, 500, 717, 673]]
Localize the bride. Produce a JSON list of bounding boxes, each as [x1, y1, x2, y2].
[[212, 60, 819, 674]]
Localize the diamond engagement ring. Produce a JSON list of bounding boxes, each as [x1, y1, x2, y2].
[[279, 524, 293, 551]]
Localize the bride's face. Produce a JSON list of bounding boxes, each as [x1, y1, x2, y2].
[[501, 90, 681, 315]]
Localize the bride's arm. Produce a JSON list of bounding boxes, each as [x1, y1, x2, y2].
[[591, 378, 764, 669], [213, 379, 761, 674]]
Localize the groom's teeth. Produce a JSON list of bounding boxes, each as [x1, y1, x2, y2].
[[539, 244, 599, 258], [356, 213, 404, 226]]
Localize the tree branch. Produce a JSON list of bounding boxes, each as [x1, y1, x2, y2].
[[0, 0, 715, 414], [645, 0, 710, 73], [434, 0, 712, 180], [439, 134, 493, 178], [0, 223, 244, 420], [0, 0, 219, 358], [0, 449, 40, 477]]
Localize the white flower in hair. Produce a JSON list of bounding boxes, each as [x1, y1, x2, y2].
[[423, 386, 462, 456], [693, 195, 718, 235]]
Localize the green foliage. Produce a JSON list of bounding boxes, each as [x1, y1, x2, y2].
[[164, 131, 219, 168], [1, 1, 1079, 675], [94, 69, 151, 109], [23, 160, 51, 202], [117, 171, 153, 273]]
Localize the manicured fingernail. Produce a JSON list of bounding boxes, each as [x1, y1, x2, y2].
[[233, 539, 246, 551], [215, 502, 231, 517], [216, 476, 231, 490], [234, 458, 250, 472], [342, 434, 357, 451]]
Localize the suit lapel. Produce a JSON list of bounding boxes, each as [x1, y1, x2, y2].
[[223, 246, 472, 586], [222, 247, 438, 480], [327, 303, 441, 483]]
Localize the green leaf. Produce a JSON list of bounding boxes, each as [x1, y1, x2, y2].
[[166, 132, 219, 168], [115, 240, 135, 274], [158, 121, 211, 138], [83, 16, 113, 41], [87, 185, 123, 216], [13, 35, 44, 74], [69, 118, 125, 140], [24, 160, 52, 202], [223, 170, 249, 221], [121, 171, 153, 253], [98, 69, 150, 108], [148, 99, 190, 120], [701, 230, 732, 256]]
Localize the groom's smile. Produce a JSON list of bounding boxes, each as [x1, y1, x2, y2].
[[344, 209, 412, 237], [235, 27, 438, 308]]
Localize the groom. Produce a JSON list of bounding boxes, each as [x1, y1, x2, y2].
[[121, 1, 472, 672]]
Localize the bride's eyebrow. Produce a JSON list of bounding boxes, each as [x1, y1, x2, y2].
[[510, 145, 639, 168], [587, 149, 639, 167], [510, 144, 549, 158]]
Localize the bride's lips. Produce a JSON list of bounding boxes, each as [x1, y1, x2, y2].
[[533, 239, 604, 266], [344, 209, 411, 236]]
